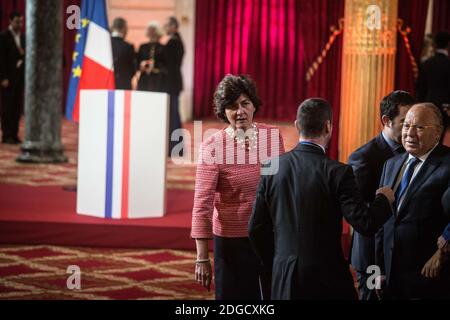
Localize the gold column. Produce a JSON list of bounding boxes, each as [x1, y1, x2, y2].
[[339, 0, 398, 162]]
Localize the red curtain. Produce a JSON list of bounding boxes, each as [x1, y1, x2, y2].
[[299, 0, 343, 160], [395, 0, 429, 96], [433, 0, 450, 33], [194, 0, 344, 159], [244, 0, 304, 121]]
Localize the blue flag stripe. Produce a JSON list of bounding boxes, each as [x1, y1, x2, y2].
[[104, 91, 115, 219]]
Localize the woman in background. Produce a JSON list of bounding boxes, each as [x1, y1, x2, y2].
[[137, 22, 167, 92]]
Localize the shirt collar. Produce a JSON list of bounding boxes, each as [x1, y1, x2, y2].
[[381, 131, 402, 153], [407, 143, 438, 163], [299, 140, 326, 154], [436, 49, 449, 56], [111, 31, 124, 38]]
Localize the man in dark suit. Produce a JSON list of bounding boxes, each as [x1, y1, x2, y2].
[[249, 98, 395, 300], [348, 91, 416, 300], [0, 11, 25, 144], [416, 31, 450, 111], [110, 17, 136, 90], [163, 16, 184, 156], [377, 103, 450, 299]]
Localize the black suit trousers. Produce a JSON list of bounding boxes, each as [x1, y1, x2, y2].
[[168, 93, 183, 156], [1, 81, 23, 140]]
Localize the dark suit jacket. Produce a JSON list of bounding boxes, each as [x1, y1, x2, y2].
[[0, 29, 25, 86], [111, 36, 136, 90], [162, 32, 184, 95], [348, 134, 398, 271], [443, 188, 450, 241], [443, 187, 450, 219], [416, 53, 450, 109], [248, 144, 393, 300], [378, 144, 450, 298]]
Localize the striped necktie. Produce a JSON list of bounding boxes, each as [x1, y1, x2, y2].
[[395, 157, 421, 209]]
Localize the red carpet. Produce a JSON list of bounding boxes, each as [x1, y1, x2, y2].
[[0, 185, 198, 250], [0, 245, 214, 300]]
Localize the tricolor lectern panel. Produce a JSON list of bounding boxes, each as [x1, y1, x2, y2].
[[77, 90, 169, 219]]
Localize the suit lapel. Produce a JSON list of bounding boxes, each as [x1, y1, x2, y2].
[[387, 153, 408, 189], [7, 30, 22, 54], [396, 147, 443, 219], [294, 143, 325, 155]]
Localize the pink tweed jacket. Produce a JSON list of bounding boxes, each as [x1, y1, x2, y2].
[[191, 123, 285, 239]]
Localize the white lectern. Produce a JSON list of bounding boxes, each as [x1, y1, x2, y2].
[[77, 90, 169, 219]]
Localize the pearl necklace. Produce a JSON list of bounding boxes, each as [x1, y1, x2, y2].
[[225, 123, 258, 150]]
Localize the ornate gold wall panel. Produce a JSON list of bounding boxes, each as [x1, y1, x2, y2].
[[339, 0, 398, 162]]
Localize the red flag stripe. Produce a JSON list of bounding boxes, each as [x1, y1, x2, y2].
[[121, 91, 132, 219], [73, 56, 115, 121]]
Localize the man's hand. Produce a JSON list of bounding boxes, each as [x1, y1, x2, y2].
[[139, 61, 147, 71], [139, 60, 154, 74], [421, 249, 444, 279], [376, 186, 395, 204], [1, 79, 9, 89]]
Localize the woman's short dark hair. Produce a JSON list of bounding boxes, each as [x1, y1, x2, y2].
[[214, 74, 261, 123]]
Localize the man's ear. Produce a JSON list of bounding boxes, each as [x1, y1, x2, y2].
[[324, 120, 332, 135], [381, 115, 391, 127]]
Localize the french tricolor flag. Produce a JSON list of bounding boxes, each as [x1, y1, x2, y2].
[[65, 0, 115, 122]]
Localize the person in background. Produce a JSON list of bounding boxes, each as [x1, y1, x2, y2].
[[416, 31, 450, 114], [137, 21, 166, 92], [348, 91, 415, 300], [163, 16, 184, 157], [0, 11, 25, 144], [420, 34, 435, 63], [191, 74, 285, 300], [111, 17, 136, 90]]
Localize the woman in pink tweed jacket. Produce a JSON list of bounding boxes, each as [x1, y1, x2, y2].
[[191, 74, 285, 300]]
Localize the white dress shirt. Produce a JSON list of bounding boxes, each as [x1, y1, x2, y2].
[[8, 25, 22, 51], [436, 49, 449, 56]]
